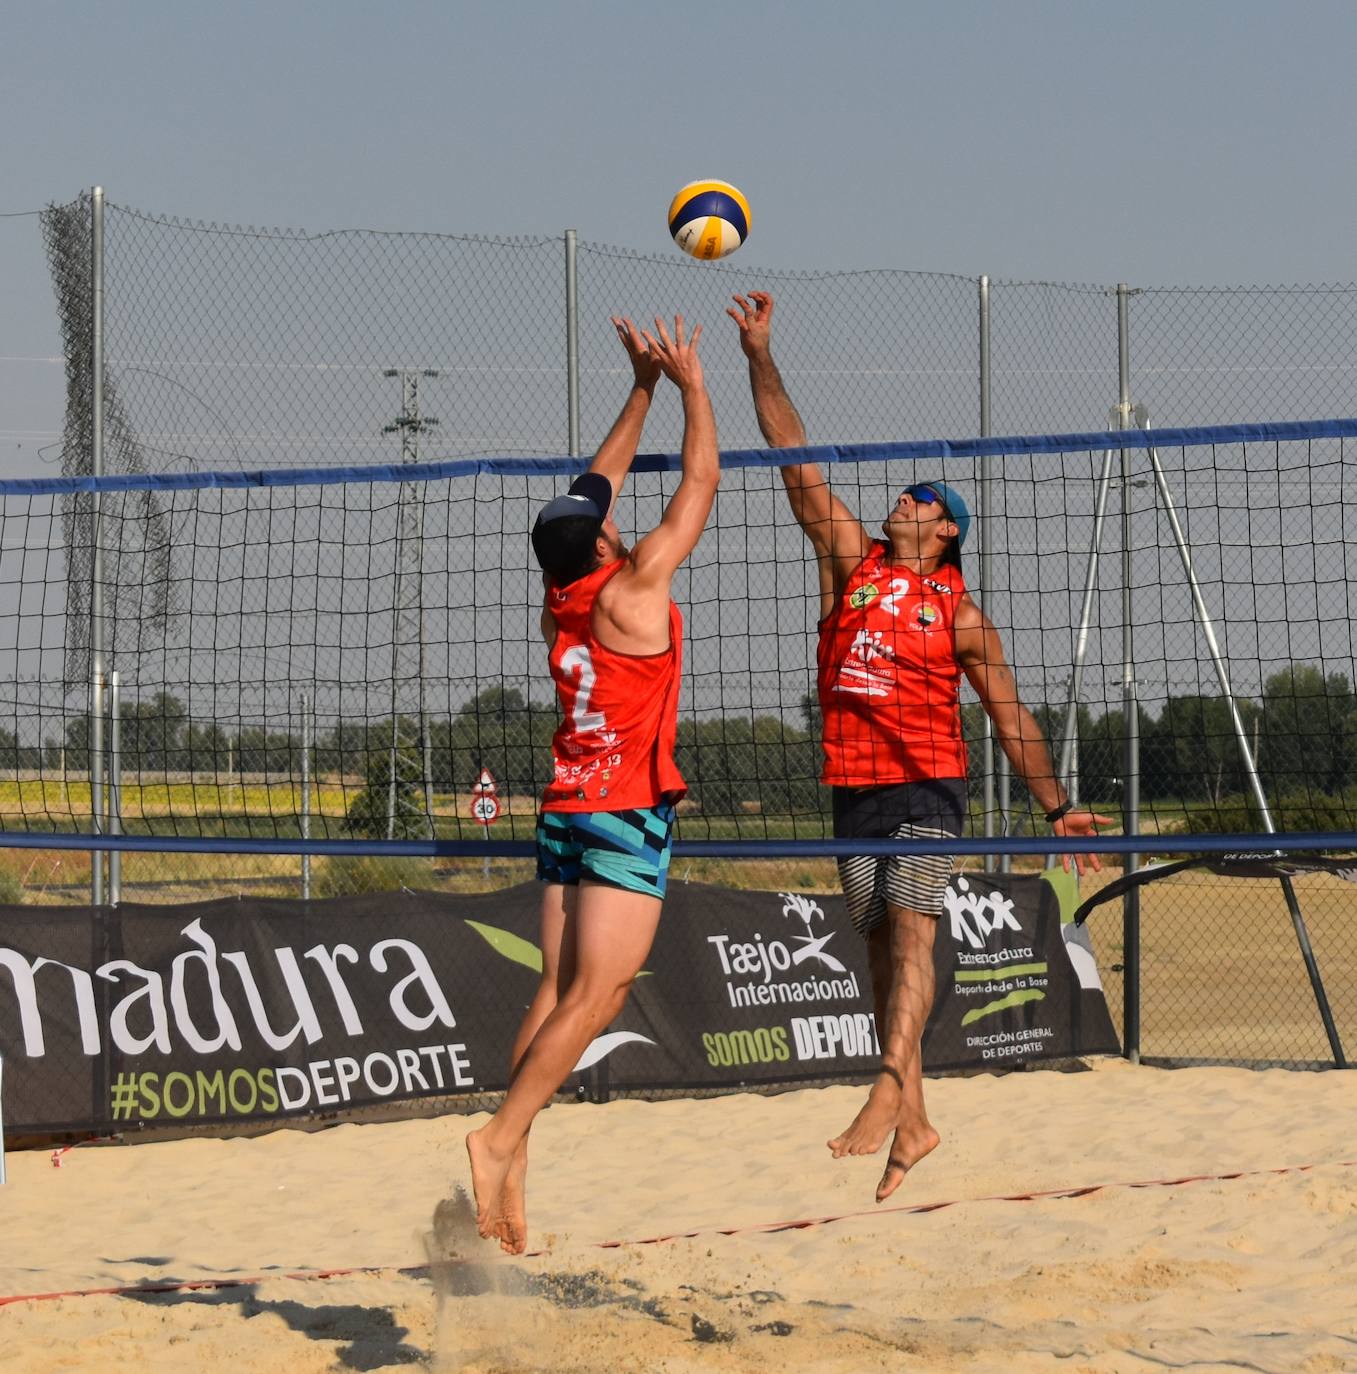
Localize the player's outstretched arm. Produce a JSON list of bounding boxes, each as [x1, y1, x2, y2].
[[728, 291, 807, 448], [626, 315, 719, 586], [729, 290, 870, 604], [584, 316, 663, 504], [955, 597, 1114, 875]]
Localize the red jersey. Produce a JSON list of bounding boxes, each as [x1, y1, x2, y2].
[[816, 543, 968, 786], [541, 559, 686, 811]]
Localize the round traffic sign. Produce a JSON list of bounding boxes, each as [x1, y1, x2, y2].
[[470, 794, 500, 824]]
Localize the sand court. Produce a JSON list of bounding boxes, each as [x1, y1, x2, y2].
[[2, 1058, 1355, 1372]]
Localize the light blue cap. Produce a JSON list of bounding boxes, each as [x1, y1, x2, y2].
[[929, 480, 970, 546]]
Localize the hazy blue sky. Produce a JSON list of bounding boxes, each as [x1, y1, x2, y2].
[[3, 0, 1355, 464]]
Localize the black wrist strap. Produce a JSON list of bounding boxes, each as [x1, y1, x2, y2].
[[1045, 799, 1074, 824]]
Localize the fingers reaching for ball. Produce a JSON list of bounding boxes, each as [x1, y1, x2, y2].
[[611, 316, 661, 389], [727, 291, 774, 357], [641, 315, 705, 394]]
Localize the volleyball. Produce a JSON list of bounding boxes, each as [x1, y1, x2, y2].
[[667, 179, 750, 260]]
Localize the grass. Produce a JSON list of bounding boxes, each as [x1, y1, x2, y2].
[[0, 773, 1213, 904]]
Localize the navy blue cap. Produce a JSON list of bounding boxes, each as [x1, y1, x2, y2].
[[531, 473, 614, 578], [533, 472, 612, 528]]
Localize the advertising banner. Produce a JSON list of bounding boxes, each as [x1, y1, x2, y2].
[[0, 876, 1117, 1135], [926, 871, 1119, 1070]]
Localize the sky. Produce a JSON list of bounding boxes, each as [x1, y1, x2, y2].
[[3, 0, 1356, 467]]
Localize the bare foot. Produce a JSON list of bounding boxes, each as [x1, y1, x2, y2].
[[827, 1072, 902, 1158], [492, 1140, 529, 1255], [875, 1116, 940, 1203], [465, 1126, 515, 1240]]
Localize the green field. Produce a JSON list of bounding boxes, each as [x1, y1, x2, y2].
[[0, 774, 1214, 907]]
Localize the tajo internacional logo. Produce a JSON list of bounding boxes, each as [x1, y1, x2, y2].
[[707, 891, 861, 1009]]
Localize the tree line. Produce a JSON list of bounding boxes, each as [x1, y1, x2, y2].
[[1, 664, 1353, 818]]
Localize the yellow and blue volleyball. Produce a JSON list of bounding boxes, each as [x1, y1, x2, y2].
[[667, 179, 750, 260]]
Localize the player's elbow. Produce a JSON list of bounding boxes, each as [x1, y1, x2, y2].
[[683, 465, 720, 503]]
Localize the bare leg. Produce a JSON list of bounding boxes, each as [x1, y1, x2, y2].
[[874, 904, 941, 1202], [826, 922, 902, 1157], [490, 884, 578, 1254], [828, 904, 940, 1185], [466, 880, 661, 1246]]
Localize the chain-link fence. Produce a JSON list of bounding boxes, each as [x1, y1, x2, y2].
[[1, 191, 1354, 1068]]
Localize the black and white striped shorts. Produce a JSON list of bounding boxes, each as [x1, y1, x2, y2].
[[833, 779, 967, 937]]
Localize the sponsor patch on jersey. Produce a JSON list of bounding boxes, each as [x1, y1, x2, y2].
[[849, 582, 880, 609], [914, 602, 940, 630], [922, 576, 954, 596]]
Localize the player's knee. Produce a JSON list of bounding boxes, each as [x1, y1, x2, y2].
[[597, 978, 635, 1022], [565, 973, 633, 1022]]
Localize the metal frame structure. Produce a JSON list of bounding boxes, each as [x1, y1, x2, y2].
[[1049, 286, 1346, 1065]]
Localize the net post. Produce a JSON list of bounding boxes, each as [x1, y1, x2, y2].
[[1116, 283, 1141, 1062], [90, 186, 106, 908], [108, 670, 121, 906], [386, 717, 398, 841], [565, 229, 580, 458], [300, 690, 311, 901], [978, 275, 998, 868]]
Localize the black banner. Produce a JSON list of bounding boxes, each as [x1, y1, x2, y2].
[[0, 876, 1117, 1134]]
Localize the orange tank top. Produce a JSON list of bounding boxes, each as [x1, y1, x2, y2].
[[541, 560, 686, 811], [816, 543, 968, 786]]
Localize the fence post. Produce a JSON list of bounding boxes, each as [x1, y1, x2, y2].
[[978, 275, 1001, 870], [1116, 283, 1141, 1062], [90, 186, 106, 907], [565, 229, 580, 458]]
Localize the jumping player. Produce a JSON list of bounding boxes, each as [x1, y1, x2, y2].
[[728, 290, 1110, 1203], [466, 315, 718, 1253]]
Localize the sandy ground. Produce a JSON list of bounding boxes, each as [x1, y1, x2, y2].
[[2, 1059, 1355, 1373]]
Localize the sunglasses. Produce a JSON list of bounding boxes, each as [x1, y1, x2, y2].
[[901, 484, 951, 514]]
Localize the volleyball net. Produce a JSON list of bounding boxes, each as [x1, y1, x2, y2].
[[1, 420, 1355, 854]]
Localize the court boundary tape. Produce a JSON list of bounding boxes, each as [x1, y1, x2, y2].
[[593, 1156, 1357, 1247], [2, 1156, 1353, 1308]]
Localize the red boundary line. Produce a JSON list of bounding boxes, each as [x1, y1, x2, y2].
[[592, 1157, 1357, 1247], [2, 1157, 1352, 1308]]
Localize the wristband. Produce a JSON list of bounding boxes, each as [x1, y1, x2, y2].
[[1045, 799, 1074, 824]]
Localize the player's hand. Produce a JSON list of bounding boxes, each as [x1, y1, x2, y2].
[[726, 290, 774, 358], [641, 315, 705, 394], [611, 316, 661, 391], [1053, 810, 1116, 876]]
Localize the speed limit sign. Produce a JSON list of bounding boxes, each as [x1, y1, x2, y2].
[[470, 794, 500, 825]]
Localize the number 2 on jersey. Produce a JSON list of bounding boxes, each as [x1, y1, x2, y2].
[[879, 577, 911, 617], [560, 644, 606, 733]]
